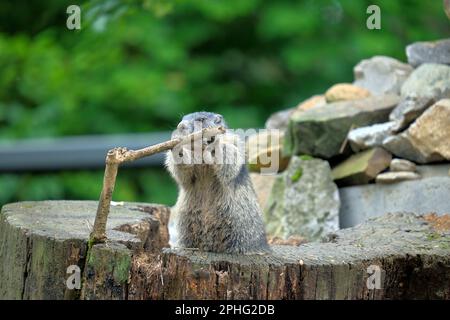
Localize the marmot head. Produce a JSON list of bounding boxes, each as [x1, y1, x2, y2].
[[172, 111, 227, 138]]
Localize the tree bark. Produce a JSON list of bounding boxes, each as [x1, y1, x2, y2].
[[129, 212, 450, 300], [0, 200, 170, 299], [1, 201, 449, 299]]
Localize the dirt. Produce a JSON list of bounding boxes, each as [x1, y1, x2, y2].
[[267, 235, 307, 246], [424, 213, 450, 232]]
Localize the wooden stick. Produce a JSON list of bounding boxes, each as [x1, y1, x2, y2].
[[89, 126, 225, 243]]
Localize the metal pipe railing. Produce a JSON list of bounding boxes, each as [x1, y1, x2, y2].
[[0, 132, 172, 171]]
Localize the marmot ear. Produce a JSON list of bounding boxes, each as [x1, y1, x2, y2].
[[177, 120, 188, 130], [214, 114, 223, 124]]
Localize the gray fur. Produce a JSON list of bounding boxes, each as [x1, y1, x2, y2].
[[165, 112, 270, 254]]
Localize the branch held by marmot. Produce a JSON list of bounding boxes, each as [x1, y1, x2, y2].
[[90, 126, 226, 244]]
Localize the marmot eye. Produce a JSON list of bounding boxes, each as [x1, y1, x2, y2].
[[214, 115, 222, 124]]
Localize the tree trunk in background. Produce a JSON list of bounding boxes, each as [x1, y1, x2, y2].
[[1, 201, 449, 299]]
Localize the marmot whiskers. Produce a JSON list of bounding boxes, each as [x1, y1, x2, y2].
[[165, 112, 270, 254]]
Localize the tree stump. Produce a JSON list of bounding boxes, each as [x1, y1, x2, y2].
[[129, 213, 450, 300], [0, 201, 170, 299], [1, 201, 449, 300]]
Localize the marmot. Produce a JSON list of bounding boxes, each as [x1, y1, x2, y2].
[[165, 112, 270, 254]]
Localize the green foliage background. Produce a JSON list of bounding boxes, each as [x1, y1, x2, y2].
[[0, 0, 448, 207]]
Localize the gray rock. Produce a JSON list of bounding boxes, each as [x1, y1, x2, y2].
[[389, 63, 450, 131], [265, 108, 295, 130], [383, 134, 428, 163], [390, 158, 416, 172], [388, 63, 450, 132], [389, 94, 435, 131], [416, 163, 450, 178], [383, 99, 450, 163], [401, 63, 450, 99], [375, 171, 421, 184], [285, 94, 400, 159], [353, 55, 413, 95], [348, 121, 397, 152], [339, 174, 450, 228], [264, 156, 340, 241], [406, 38, 450, 67]]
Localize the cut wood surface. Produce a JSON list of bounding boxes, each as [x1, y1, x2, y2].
[[130, 213, 450, 300], [1, 200, 449, 300], [0, 200, 170, 299]]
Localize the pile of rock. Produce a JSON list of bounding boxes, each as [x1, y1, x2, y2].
[[376, 158, 420, 184], [262, 156, 340, 242], [250, 38, 450, 242]]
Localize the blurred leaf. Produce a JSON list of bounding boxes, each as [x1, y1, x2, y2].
[[18, 175, 64, 201], [0, 0, 449, 207]]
